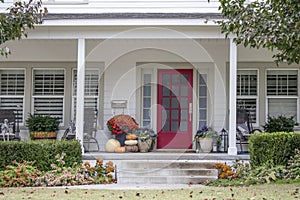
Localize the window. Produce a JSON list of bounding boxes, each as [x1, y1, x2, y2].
[[237, 69, 258, 124], [72, 69, 99, 120], [142, 74, 152, 127], [266, 70, 298, 120], [32, 69, 65, 123], [198, 74, 207, 128], [0, 69, 25, 124]]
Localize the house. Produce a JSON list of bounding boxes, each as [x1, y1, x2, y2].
[[0, 0, 299, 155]]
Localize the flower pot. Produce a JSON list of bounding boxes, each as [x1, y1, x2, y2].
[[199, 137, 213, 153], [138, 138, 152, 152]]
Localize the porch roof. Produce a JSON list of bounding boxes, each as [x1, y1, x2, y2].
[[45, 13, 223, 20]]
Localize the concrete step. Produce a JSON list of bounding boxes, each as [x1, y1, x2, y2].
[[117, 175, 216, 184], [118, 168, 218, 177], [118, 160, 216, 169], [117, 160, 218, 184]]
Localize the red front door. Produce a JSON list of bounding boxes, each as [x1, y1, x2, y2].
[[157, 69, 193, 149]]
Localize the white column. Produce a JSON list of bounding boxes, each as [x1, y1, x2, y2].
[[76, 38, 85, 153], [228, 38, 238, 155]]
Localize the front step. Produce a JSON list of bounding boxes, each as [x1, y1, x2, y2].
[[117, 160, 218, 184]]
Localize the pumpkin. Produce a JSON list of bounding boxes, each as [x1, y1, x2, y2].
[[126, 134, 137, 140], [114, 146, 126, 153], [124, 140, 138, 146], [105, 139, 121, 152], [126, 145, 139, 152]]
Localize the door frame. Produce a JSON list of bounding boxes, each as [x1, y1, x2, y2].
[[137, 62, 214, 150]]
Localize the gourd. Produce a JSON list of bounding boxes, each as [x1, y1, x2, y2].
[[114, 146, 126, 153], [124, 140, 138, 146], [126, 145, 139, 152], [126, 134, 137, 140], [105, 139, 121, 152]]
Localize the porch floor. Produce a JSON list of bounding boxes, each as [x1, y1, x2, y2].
[[82, 151, 250, 161]]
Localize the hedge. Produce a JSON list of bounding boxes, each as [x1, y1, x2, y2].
[[249, 132, 300, 167], [0, 140, 82, 172]]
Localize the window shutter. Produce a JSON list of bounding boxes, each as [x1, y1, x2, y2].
[[33, 69, 65, 122]]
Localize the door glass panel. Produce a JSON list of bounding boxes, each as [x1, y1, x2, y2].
[[162, 74, 170, 85], [171, 110, 179, 120], [162, 109, 168, 120], [180, 121, 188, 131], [163, 122, 170, 131], [199, 110, 207, 120], [162, 86, 170, 96], [180, 74, 188, 84], [143, 109, 151, 119], [199, 98, 207, 108], [199, 86, 207, 96], [162, 98, 170, 108], [143, 98, 151, 108], [143, 86, 151, 96], [181, 110, 188, 120], [172, 74, 179, 84], [172, 98, 179, 108], [172, 86, 179, 96], [181, 85, 188, 96], [171, 121, 178, 131], [180, 97, 188, 108]]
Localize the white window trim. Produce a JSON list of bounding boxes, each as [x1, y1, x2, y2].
[[0, 68, 26, 125], [32, 68, 66, 125], [237, 68, 259, 127], [265, 68, 299, 122]]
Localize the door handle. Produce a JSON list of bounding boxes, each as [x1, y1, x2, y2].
[[189, 103, 192, 122]]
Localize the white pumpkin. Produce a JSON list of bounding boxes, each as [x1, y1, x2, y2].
[[124, 140, 138, 146], [105, 139, 121, 152]]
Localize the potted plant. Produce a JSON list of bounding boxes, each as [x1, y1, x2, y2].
[[195, 126, 214, 153], [106, 114, 139, 146], [26, 114, 60, 140], [134, 127, 157, 152]]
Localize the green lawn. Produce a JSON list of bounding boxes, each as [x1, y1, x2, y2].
[[0, 184, 299, 200]]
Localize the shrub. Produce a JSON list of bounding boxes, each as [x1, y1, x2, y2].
[[284, 149, 300, 180], [249, 132, 300, 167], [0, 140, 82, 172], [35, 154, 115, 186], [0, 161, 42, 187], [0, 154, 115, 187], [263, 115, 298, 133]]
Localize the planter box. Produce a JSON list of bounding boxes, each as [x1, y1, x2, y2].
[[32, 132, 57, 140]]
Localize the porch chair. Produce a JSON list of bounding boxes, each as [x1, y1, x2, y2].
[[0, 109, 21, 141], [236, 108, 261, 153], [83, 108, 100, 152]]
